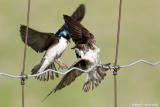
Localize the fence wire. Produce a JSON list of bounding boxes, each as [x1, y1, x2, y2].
[[0, 59, 159, 79]]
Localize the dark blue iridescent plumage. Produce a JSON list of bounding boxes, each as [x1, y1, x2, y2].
[[55, 25, 70, 40]]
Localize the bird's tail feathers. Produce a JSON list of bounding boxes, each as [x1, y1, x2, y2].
[[82, 63, 111, 92], [31, 62, 58, 81], [82, 72, 100, 92], [96, 63, 111, 80]]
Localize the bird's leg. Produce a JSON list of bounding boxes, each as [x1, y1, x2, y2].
[[55, 58, 68, 70]]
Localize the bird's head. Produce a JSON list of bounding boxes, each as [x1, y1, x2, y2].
[[59, 29, 70, 40], [56, 26, 71, 40]]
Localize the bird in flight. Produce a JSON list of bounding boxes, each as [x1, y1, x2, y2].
[[42, 15, 110, 101], [19, 4, 85, 81]]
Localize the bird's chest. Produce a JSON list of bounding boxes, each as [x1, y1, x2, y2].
[[46, 37, 68, 59], [83, 48, 100, 64]]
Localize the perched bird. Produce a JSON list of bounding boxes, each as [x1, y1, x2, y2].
[[43, 15, 110, 101], [19, 4, 85, 81]]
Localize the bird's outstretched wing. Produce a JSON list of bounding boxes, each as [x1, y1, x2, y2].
[[54, 59, 90, 92], [63, 15, 95, 45], [71, 4, 85, 22], [20, 25, 59, 53], [42, 59, 90, 101], [56, 4, 85, 35]]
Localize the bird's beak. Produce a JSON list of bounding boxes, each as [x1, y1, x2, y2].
[[68, 39, 71, 43]]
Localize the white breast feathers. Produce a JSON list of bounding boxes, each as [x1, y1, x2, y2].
[[45, 37, 68, 63], [81, 46, 100, 64]]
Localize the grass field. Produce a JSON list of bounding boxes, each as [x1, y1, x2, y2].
[[0, 0, 160, 107]]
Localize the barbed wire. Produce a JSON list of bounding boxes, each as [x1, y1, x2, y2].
[[0, 59, 159, 79]]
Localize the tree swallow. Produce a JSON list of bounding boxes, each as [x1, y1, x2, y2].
[[19, 4, 85, 81], [43, 15, 110, 100]]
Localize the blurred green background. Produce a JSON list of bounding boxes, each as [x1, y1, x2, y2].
[[0, 0, 160, 107]]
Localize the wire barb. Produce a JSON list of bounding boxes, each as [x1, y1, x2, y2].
[[20, 73, 28, 85], [113, 65, 120, 75]]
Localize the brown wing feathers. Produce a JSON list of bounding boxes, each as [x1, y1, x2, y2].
[[42, 59, 90, 102], [54, 59, 90, 92], [63, 15, 95, 45], [20, 25, 59, 53], [71, 4, 85, 23]]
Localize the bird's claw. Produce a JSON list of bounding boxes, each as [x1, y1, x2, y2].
[[57, 64, 68, 70], [55, 58, 68, 70]]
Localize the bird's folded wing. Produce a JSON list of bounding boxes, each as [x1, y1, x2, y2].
[[20, 25, 59, 53], [54, 59, 90, 92]]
